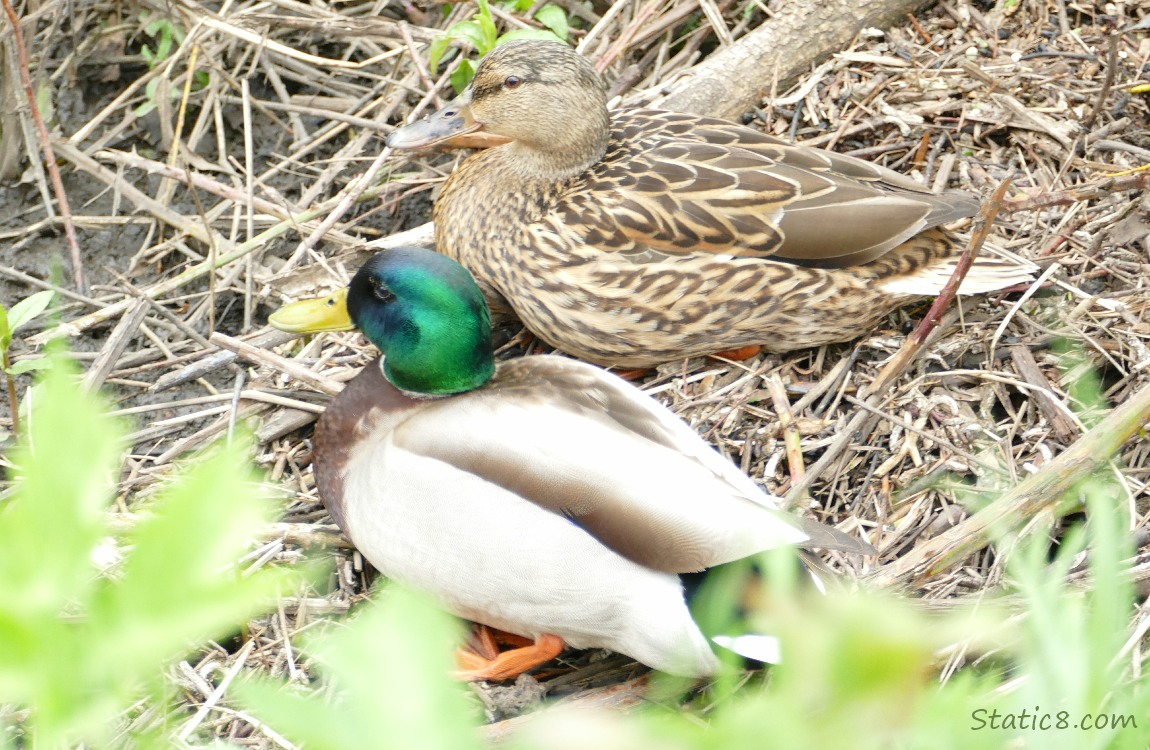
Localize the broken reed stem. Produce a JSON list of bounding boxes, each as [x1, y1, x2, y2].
[[767, 374, 805, 502], [1, 0, 85, 292], [1002, 171, 1150, 213], [869, 379, 1150, 587]]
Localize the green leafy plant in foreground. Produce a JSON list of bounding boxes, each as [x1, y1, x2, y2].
[[0, 289, 54, 440], [0, 355, 301, 748], [234, 587, 480, 750], [429, 0, 569, 93]]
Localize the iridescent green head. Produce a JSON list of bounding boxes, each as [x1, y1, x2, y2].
[[270, 247, 495, 395]]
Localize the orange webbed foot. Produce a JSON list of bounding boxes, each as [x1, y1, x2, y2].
[[455, 631, 565, 682]]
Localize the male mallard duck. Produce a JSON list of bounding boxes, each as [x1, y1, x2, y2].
[[386, 40, 1034, 368], [270, 246, 873, 680]]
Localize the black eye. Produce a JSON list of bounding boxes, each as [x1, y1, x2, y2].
[[503, 75, 523, 90], [370, 278, 396, 304]]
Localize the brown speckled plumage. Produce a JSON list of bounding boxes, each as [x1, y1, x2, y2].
[[388, 41, 1034, 368]]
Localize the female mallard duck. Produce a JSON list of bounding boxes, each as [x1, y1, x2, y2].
[[270, 246, 873, 680], [386, 40, 1034, 368]]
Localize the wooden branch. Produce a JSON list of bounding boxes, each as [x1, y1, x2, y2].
[[655, 0, 938, 119], [209, 332, 345, 396]]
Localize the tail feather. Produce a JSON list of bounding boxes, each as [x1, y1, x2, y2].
[[711, 633, 783, 665], [879, 248, 1037, 297]]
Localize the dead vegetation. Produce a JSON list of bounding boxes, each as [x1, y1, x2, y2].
[[1, 0, 1149, 741]]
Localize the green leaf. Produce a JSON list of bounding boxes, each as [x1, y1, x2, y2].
[[0, 355, 118, 619], [533, 5, 569, 41], [0, 355, 308, 746], [34, 83, 54, 127], [0, 355, 120, 737], [235, 587, 479, 750], [429, 36, 451, 73], [450, 59, 476, 94], [0, 306, 10, 352], [88, 437, 298, 677], [475, 0, 498, 50], [7, 290, 54, 335], [497, 28, 564, 45], [5, 358, 51, 376], [443, 20, 488, 54]]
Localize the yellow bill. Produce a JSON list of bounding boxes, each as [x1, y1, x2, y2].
[[268, 289, 355, 333]]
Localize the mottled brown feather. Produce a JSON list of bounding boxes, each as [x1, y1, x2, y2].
[[389, 41, 1033, 368]]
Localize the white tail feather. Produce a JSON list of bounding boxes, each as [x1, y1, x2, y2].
[[879, 248, 1037, 297], [711, 634, 783, 665]]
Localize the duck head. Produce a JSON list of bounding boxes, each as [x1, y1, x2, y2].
[[270, 248, 495, 395], [387, 41, 611, 177]]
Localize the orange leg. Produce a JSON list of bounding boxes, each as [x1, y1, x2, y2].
[[454, 633, 566, 682], [465, 624, 501, 661], [463, 623, 535, 661], [709, 344, 762, 361], [613, 368, 654, 381]]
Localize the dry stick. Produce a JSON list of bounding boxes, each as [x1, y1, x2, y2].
[[1082, 32, 1119, 131], [1, 0, 85, 292], [27, 149, 402, 346], [94, 149, 351, 241], [868, 379, 1150, 588], [209, 332, 344, 396], [81, 300, 150, 392], [398, 21, 441, 108], [1001, 172, 1150, 213], [869, 176, 1012, 395], [785, 179, 1011, 505], [767, 374, 806, 496], [655, 0, 934, 120], [286, 148, 397, 270]]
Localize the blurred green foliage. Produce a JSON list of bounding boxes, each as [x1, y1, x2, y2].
[[234, 587, 479, 750], [0, 355, 302, 748], [234, 474, 1150, 750]]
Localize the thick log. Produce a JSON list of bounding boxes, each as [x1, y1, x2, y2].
[[654, 0, 939, 120]]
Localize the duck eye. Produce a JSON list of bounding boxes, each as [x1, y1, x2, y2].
[[503, 75, 523, 90], [370, 278, 396, 304]]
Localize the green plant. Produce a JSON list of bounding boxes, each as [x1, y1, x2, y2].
[[0, 354, 302, 748], [134, 13, 209, 117], [234, 586, 480, 750], [0, 289, 53, 439], [429, 0, 569, 93]]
